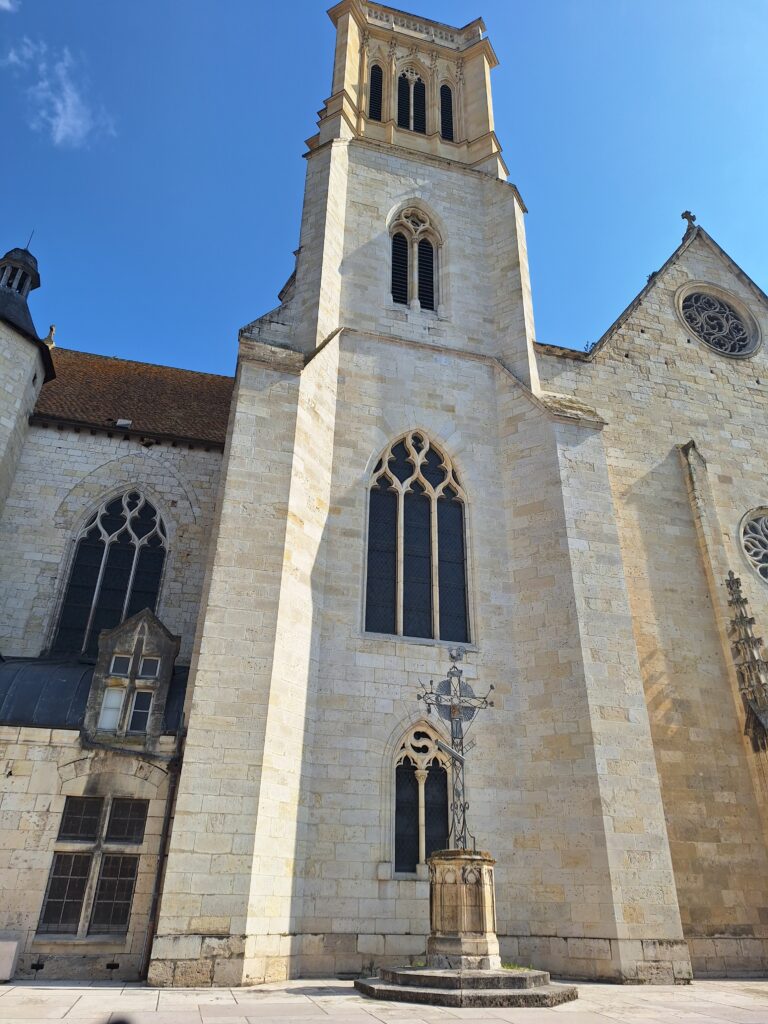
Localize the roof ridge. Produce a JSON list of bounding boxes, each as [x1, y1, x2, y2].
[[54, 346, 234, 381]]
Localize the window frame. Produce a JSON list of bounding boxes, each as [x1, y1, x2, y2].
[[392, 724, 451, 879], [388, 207, 442, 313], [38, 794, 149, 941], [50, 491, 168, 658], [363, 431, 472, 645]]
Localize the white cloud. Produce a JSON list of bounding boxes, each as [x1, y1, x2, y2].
[[0, 0, 20, 12], [1, 36, 114, 148]]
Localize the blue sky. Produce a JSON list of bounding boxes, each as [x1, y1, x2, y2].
[[1, 0, 766, 375]]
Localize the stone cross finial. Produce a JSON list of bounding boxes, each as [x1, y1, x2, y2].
[[681, 210, 697, 230]]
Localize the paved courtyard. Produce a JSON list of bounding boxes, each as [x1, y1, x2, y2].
[[0, 979, 767, 1024]]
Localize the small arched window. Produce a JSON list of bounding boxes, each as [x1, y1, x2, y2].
[[391, 232, 409, 306], [397, 69, 426, 134], [395, 725, 449, 873], [53, 492, 167, 657], [365, 431, 469, 642], [368, 63, 383, 122], [389, 207, 441, 311], [440, 84, 454, 141]]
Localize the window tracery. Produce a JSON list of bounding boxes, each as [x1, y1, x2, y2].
[[681, 291, 756, 357], [394, 724, 449, 873], [389, 208, 440, 312], [742, 511, 768, 582], [53, 492, 167, 657], [365, 431, 469, 642]]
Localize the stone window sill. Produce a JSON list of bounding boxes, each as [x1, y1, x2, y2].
[[362, 631, 478, 653]]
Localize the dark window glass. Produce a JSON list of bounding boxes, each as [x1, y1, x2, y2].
[[397, 73, 410, 129], [440, 84, 454, 141], [128, 691, 152, 733], [389, 440, 413, 483], [391, 232, 409, 305], [111, 655, 131, 675], [52, 525, 104, 655], [58, 797, 103, 841], [369, 63, 383, 121], [403, 483, 432, 638], [106, 798, 149, 843], [365, 481, 397, 635], [395, 758, 419, 872], [38, 853, 91, 933], [5, 267, 17, 289], [52, 494, 166, 656], [413, 78, 426, 133], [425, 762, 449, 857], [418, 238, 435, 311], [88, 855, 139, 934], [437, 492, 468, 642]]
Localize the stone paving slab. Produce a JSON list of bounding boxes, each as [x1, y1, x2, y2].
[[0, 980, 767, 1024]]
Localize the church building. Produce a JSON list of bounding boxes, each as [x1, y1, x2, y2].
[[2, 0, 768, 987]]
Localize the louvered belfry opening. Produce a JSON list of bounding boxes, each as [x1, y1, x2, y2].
[[397, 73, 410, 129], [417, 238, 435, 311], [369, 63, 383, 122], [391, 232, 409, 305], [440, 84, 454, 141], [365, 432, 469, 642], [412, 77, 426, 133]]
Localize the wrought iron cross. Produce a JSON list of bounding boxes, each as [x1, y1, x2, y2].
[[417, 648, 493, 851]]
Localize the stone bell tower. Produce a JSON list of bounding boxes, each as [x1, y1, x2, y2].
[[151, 1, 688, 988]]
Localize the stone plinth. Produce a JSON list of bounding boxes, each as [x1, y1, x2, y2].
[[426, 850, 501, 971]]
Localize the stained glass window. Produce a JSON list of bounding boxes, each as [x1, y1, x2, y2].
[[365, 432, 468, 641], [52, 492, 167, 657]]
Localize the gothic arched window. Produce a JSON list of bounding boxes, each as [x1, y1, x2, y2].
[[365, 431, 469, 642], [397, 69, 426, 134], [395, 725, 449, 873], [368, 63, 383, 122], [440, 84, 454, 141], [53, 492, 167, 657], [389, 207, 441, 312]]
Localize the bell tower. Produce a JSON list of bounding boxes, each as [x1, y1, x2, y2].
[[242, 0, 539, 390]]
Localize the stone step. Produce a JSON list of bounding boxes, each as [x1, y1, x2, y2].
[[354, 977, 579, 1008], [379, 966, 551, 990]]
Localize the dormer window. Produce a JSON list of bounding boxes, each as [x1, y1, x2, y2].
[[397, 69, 426, 134], [111, 655, 131, 676], [98, 687, 125, 731], [139, 656, 160, 678]]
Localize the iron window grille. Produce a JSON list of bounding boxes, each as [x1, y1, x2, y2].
[[38, 796, 149, 938], [681, 291, 756, 357], [365, 431, 469, 642], [52, 491, 167, 657]]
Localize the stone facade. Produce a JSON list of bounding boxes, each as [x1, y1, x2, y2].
[[1, 0, 768, 989]]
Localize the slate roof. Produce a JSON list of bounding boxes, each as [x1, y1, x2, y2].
[[0, 659, 188, 734], [33, 348, 234, 447]]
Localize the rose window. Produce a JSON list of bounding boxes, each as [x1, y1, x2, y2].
[[742, 512, 768, 582], [681, 292, 755, 356]]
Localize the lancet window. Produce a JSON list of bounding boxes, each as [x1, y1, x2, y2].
[[440, 84, 454, 141], [397, 69, 426, 134], [368, 63, 383, 122], [395, 725, 449, 873], [52, 492, 167, 658], [365, 431, 469, 642], [389, 207, 440, 312]]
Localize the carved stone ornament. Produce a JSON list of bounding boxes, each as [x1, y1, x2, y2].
[[726, 570, 768, 752], [742, 512, 768, 582], [681, 290, 756, 357], [426, 849, 501, 971]]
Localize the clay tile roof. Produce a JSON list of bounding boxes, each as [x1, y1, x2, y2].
[[33, 347, 234, 446]]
